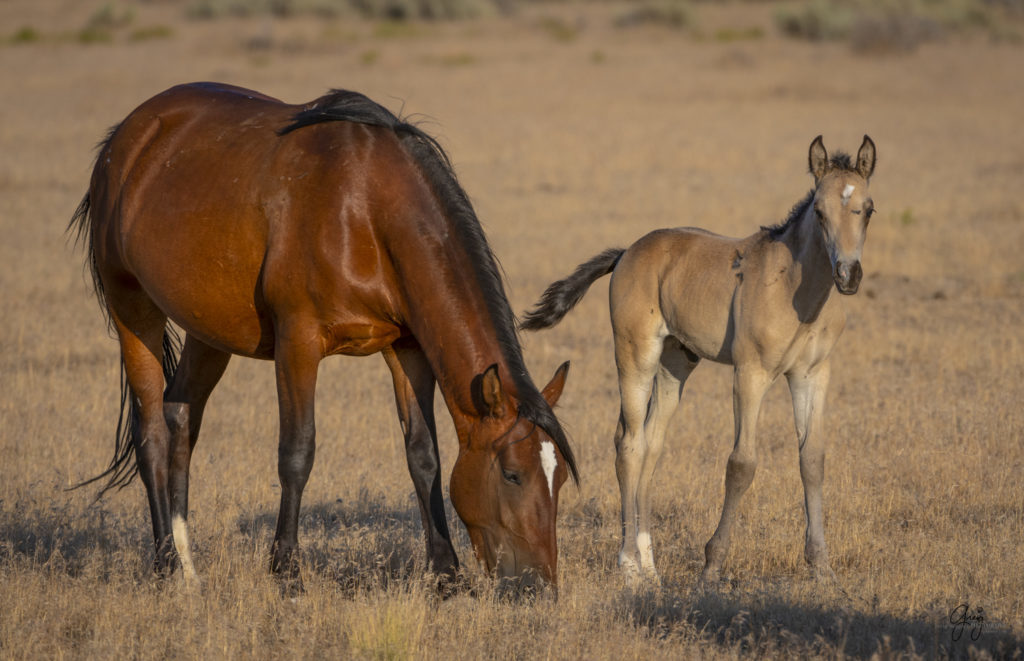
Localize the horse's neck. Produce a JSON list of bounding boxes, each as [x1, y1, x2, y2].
[[781, 208, 836, 322], [395, 249, 518, 425]]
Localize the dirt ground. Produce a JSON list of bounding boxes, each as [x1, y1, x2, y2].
[[1, 0, 1023, 658]]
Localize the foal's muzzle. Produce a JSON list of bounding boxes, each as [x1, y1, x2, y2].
[[834, 260, 863, 295]]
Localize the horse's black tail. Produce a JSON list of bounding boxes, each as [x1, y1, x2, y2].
[[71, 326, 183, 498], [519, 248, 625, 332]]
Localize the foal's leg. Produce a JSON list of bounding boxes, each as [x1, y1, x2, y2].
[[701, 365, 771, 585], [382, 340, 460, 591], [107, 296, 176, 575], [163, 334, 232, 585], [613, 331, 664, 579], [786, 361, 834, 579], [634, 339, 696, 579], [270, 333, 322, 594]]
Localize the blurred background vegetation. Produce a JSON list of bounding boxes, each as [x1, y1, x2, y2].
[[6, 0, 1024, 52]]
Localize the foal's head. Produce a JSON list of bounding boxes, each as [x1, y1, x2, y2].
[[808, 135, 877, 295], [450, 362, 572, 596]]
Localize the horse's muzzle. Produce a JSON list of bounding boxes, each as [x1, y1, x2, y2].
[[834, 260, 863, 295]]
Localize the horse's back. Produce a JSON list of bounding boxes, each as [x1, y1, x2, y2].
[[89, 84, 410, 358], [610, 227, 749, 363]]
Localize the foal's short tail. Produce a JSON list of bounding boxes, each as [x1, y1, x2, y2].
[[519, 248, 624, 331]]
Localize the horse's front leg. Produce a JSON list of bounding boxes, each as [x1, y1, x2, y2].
[[270, 334, 321, 596], [786, 361, 834, 579], [701, 364, 770, 586], [382, 340, 460, 594]]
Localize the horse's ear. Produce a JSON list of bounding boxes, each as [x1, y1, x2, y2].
[[541, 361, 570, 407], [809, 135, 828, 183], [475, 364, 507, 418], [856, 134, 876, 181]]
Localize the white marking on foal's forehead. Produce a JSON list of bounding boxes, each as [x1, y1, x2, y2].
[[540, 441, 557, 497], [841, 184, 855, 206]]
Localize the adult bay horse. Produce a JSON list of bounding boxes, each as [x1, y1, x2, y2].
[[69, 82, 578, 596], [521, 136, 876, 585]]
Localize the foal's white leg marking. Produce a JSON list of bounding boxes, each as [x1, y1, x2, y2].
[[172, 514, 199, 585], [540, 441, 557, 497], [841, 184, 855, 206]]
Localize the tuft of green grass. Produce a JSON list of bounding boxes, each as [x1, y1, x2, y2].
[[714, 26, 765, 43], [361, 49, 380, 65], [11, 26, 41, 44], [87, 3, 135, 30], [537, 16, 579, 43], [77, 27, 114, 44], [129, 25, 174, 42], [900, 208, 916, 227], [372, 20, 423, 39], [614, 0, 691, 30]]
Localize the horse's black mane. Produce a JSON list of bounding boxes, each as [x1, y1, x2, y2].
[[282, 90, 578, 484], [762, 150, 854, 239]]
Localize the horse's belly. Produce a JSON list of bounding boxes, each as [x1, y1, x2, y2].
[[160, 290, 272, 358]]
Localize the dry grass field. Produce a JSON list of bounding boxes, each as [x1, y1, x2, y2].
[[2, 0, 1023, 658]]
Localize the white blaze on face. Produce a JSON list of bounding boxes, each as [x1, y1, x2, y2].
[[841, 184, 855, 206], [540, 441, 557, 497]]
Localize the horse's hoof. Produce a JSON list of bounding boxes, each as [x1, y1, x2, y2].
[[278, 575, 305, 599], [435, 571, 473, 600]]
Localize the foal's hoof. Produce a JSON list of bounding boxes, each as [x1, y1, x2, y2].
[[696, 567, 722, 592], [811, 563, 838, 583], [641, 567, 663, 587]]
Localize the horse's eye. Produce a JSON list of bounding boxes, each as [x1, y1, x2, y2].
[[502, 469, 521, 486]]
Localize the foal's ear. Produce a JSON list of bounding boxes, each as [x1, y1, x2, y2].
[[474, 364, 507, 418], [856, 134, 876, 181], [541, 361, 570, 407], [808, 135, 829, 183]]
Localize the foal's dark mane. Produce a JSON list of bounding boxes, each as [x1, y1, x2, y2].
[[762, 150, 855, 239], [282, 90, 578, 483]]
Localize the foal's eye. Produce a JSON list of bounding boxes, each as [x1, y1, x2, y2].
[[502, 469, 521, 486]]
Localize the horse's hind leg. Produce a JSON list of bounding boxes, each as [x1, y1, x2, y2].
[[163, 334, 232, 585], [786, 361, 834, 580], [383, 339, 460, 593], [107, 294, 176, 575], [612, 328, 664, 580], [701, 364, 771, 586], [634, 338, 696, 580]]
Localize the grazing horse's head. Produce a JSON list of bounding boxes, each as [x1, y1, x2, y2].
[[450, 362, 572, 596], [808, 134, 877, 295]]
